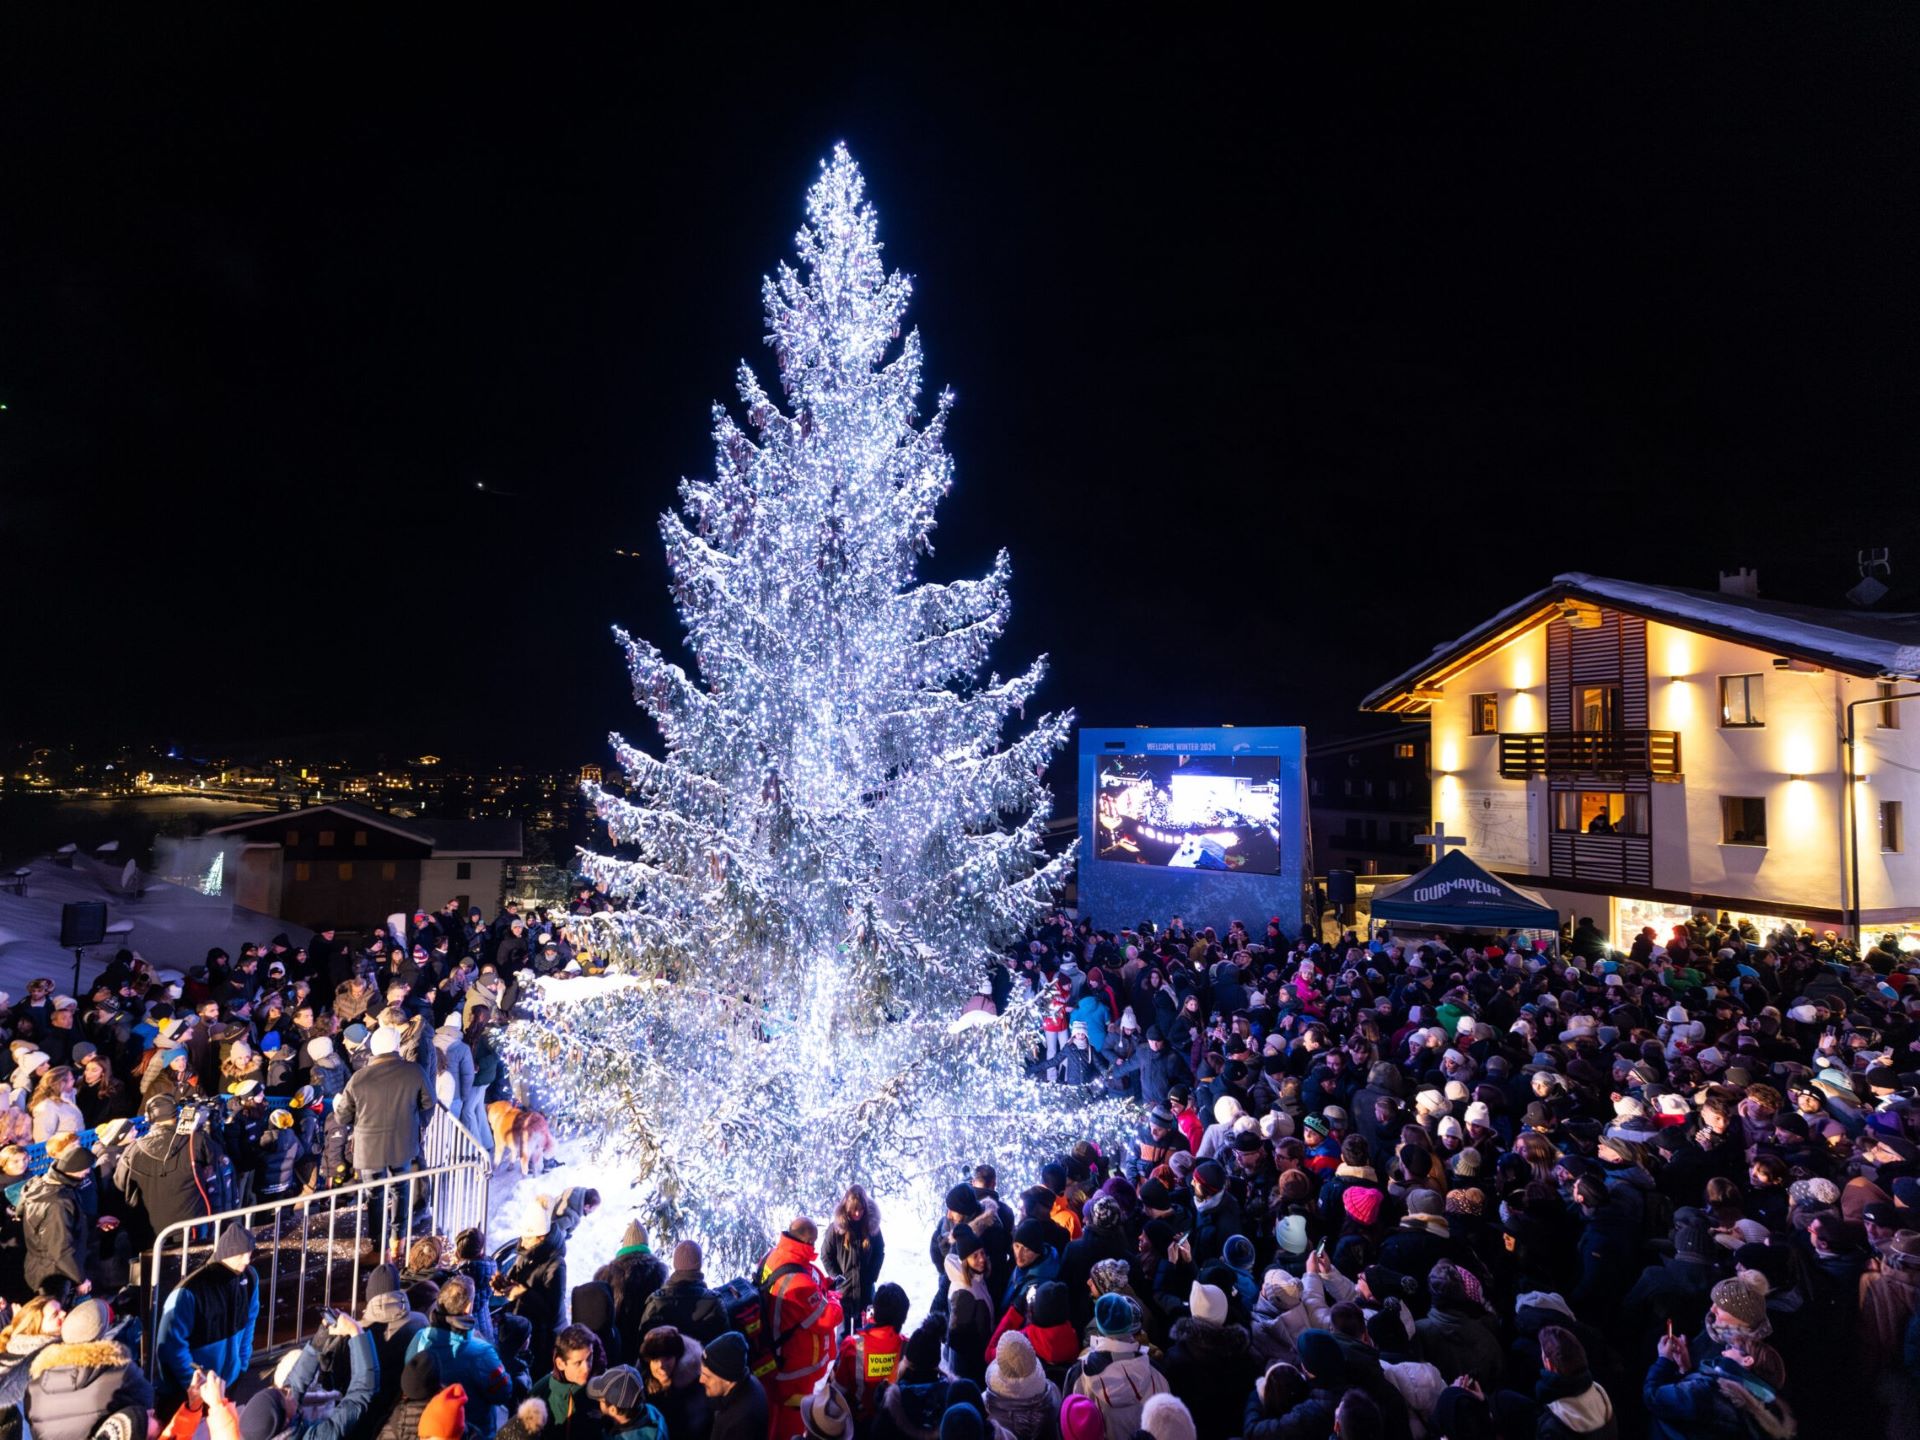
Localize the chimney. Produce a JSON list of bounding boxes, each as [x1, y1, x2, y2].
[[1718, 567, 1759, 599]]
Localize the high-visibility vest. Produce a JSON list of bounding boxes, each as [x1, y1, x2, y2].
[[844, 1326, 903, 1415]]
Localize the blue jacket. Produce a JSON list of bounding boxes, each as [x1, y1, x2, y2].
[[1002, 1247, 1063, 1315], [157, 1261, 260, 1390], [280, 1332, 380, 1440], [405, 1321, 511, 1436]]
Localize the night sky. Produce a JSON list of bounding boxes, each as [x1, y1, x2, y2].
[[6, 14, 1920, 769]]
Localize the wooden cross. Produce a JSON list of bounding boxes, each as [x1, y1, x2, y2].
[[1414, 829, 1465, 862]]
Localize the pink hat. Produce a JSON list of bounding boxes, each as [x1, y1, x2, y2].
[[1343, 1185, 1384, 1227], [1061, 1394, 1105, 1440]]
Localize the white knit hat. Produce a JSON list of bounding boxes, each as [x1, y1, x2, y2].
[[1188, 1281, 1228, 1325], [1139, 1394, 1199, 1440], [368, 1028, 400, 1057], [306, 1036, 334, 1061]]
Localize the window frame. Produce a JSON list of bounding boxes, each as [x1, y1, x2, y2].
[[1879, 681, 1903, 730], [1718, 674, 1766, 729], [1551, 790, 1648, 836], [456, 861, 473, 881], [1575, 684, 1620, 733], [1470, 693, 1499, 735], [1882, 799, 1905, 855], [336, 862, 354, 881], [1720, 795, 1768, 846]]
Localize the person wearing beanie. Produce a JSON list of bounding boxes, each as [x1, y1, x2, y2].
[[1137, 1393, 1198, 1440], [637, 1240, 729, 1346], [594, 1219, 668, 1367], [1069, 1289, 1168, 1440], [982, 1328, 1060, 1440], [23, 1296, 154, 1440], [699, 1330, 769, 1440], [419, 1382, 471, 1440], [357, 1262, 429, 1394], [833, 1281, 908, 1426], [934, 1400, 983, 1440], [1058, 1393, 1104, 1440], [584, 1365, 667, 1440], [380, 1351, 450, 1440], [1000, 1279, 1080, 1383], [305, 1033, 350, 1100], [1414, 1261, 1501, 1392], [154, 1222, 262, 1397], [999, 1218, 1063, 1328], [1377, 1190, 1452, 1279], [1342, 1184, 1385, 1229], [757, 1216, 845, 1437], [405, 1275, 512, 1437], [498, 1204, 568, 1376], [234, 1312, 378, 1440], [20, 1141, 91, 1295], [1162, 1279, 1256, 1439]]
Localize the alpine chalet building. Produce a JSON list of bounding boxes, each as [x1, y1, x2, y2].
[[1360, 571, 1920, 946]]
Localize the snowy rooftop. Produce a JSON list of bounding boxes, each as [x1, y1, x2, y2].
[[0, 850, 308, 996], [1362, 571, 1920, 713]]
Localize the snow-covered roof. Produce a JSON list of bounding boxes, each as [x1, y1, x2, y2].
[[0, 853, 309, 997], [1362, 572, 1920, 713], [209, 801, 522, 857]]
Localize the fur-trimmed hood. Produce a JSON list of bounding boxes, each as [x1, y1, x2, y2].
[[29, 1341, 129, 1380], [667, 1337, 704, 1390], [1167, 1315, 1252, 1363]]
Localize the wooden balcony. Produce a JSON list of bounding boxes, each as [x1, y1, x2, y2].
[[1498, 729, 1682, 779]]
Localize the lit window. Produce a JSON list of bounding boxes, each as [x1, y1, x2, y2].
[[318, 830, 336, 847], [1883, 800, 1905, 854], [1721, 796, 1767, 846], [1576, 686, 1619, 733], [381, 862, 397, 880], [1471, 694, 1498, 735], [285, 830, 299, 847], [1552, 791, 1647, 836], [354, 830, 368, 847], [1879, 682, 1903, 730], [294, 862, 310, 882], [1394, 743, 1416, 760], [337, 862, 353, 881], [1719, 675, 1765, 728]]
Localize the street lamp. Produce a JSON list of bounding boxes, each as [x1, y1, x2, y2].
[[1845, 687, 1920, 941]]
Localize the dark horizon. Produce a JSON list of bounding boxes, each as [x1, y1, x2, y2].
[[7, 14, 1920, 773]]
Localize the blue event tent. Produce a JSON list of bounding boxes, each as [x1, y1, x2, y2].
[[1367, 849, 1559, 932]]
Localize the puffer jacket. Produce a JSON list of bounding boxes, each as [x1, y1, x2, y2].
[[155, 1258, 260, 1391], [1161, 1317, 1259, 1439], [21, 1172, 88, 1290], [1066, 1336, 1169, 1440], [26, 1337, 154, 1440], [983, 1379, 1060, 1440]]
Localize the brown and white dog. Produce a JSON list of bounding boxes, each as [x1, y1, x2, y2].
[[488, 1099, 557, 1175]]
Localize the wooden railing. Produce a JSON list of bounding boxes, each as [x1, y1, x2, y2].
[[1498, 729, 1681, 779]]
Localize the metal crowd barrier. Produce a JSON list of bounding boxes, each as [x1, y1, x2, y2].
[[142, 1106, 492, 1370]]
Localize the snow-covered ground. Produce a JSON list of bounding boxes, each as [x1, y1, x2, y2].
[[0, 850, 308, 994], [486, 1130, 947, 1327]]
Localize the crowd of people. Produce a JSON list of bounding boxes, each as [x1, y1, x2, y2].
[[8, 890, 1920, 1440]]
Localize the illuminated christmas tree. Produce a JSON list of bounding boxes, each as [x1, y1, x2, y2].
[[504, 146, 1132, 1272]]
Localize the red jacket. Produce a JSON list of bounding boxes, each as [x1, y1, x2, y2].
[[833, 1324, 903, 1418], [759, 1233, 843, 1387]]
